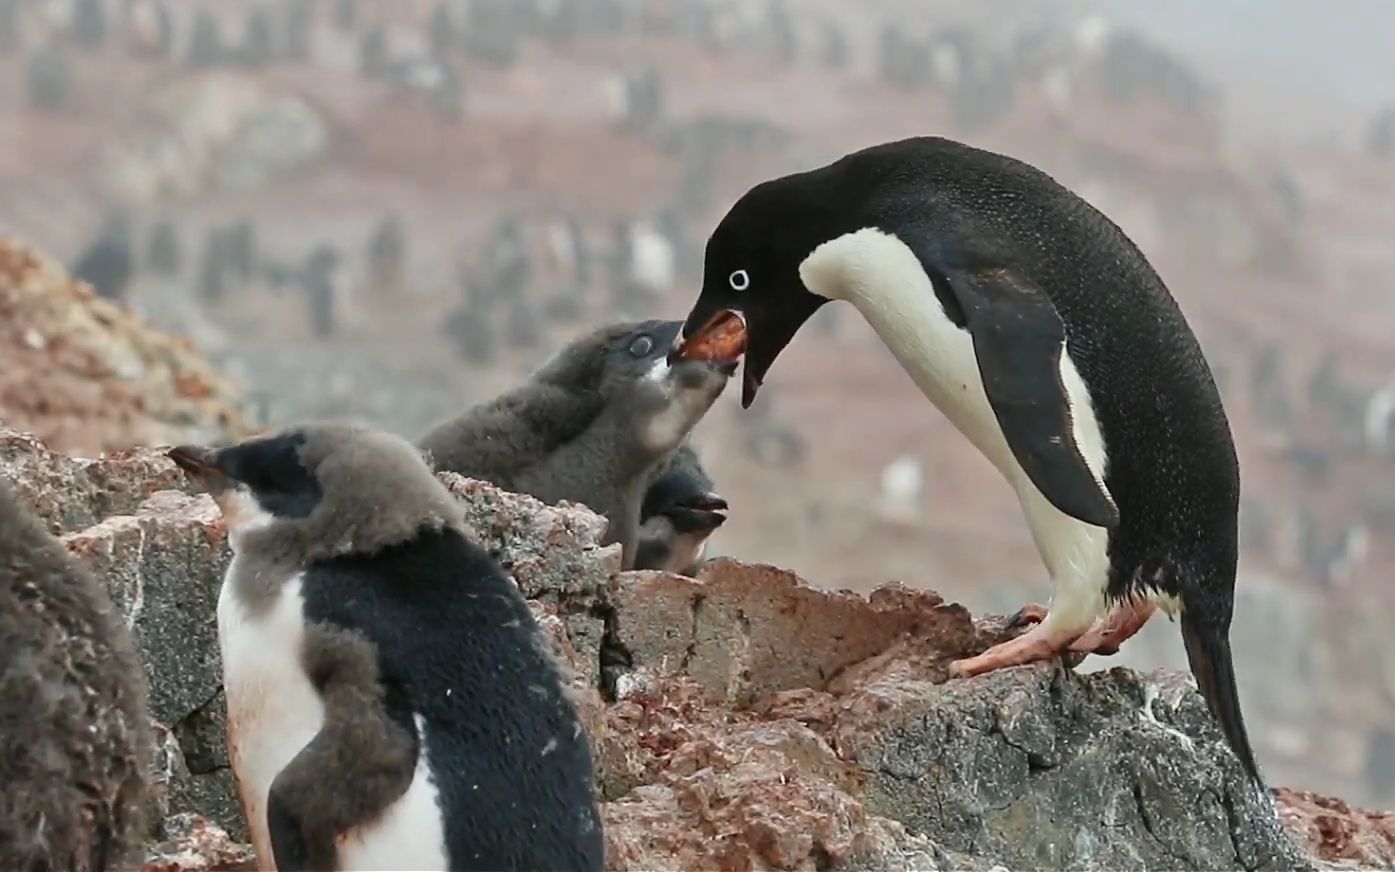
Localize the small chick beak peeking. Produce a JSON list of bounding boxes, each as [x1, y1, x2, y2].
[[668, 309, 748, 379], [679, 492, 728, 514], [167, 445, 231, 495], [665, 491, 729, 532]]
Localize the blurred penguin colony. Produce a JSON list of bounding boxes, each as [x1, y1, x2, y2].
[[6, 0, 1395, 597]]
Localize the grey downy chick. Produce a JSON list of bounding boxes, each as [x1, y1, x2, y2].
[[0, 481, 151, 872], [418, 319, 738, 568], [168, 423, 602, 871]]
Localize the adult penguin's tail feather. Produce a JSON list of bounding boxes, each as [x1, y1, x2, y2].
[[1181, 610, 1261, 782]]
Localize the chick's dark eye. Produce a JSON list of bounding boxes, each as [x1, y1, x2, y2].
[[628, 335, 655, 358]]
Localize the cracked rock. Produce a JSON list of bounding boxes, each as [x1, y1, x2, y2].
[[607, 559, 984, 705], [441, 472, 619, 600], [63, 491, 227, 724]]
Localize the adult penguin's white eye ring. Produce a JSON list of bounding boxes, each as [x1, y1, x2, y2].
[[728, 269, 750, 292]]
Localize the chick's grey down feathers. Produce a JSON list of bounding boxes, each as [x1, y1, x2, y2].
[[0, 481, 151, 872], [221, 424, 465, 609], [419, 320, 730, 568], [421, 321, 642, 484]]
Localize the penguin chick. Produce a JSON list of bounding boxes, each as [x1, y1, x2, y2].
[[0, 481, 151, 871], [168, 424, 603, 872], [634, 444, 728, 575], [419, 320, 737, 569]]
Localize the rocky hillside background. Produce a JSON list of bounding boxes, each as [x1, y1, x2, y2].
[[0, 237, 1393, 870]]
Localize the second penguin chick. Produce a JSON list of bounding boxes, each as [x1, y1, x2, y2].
[[0, 481, 151, 872], [419, 319, 737, 568], [169, 424, 603, 872], [634, 444, 728, 575]]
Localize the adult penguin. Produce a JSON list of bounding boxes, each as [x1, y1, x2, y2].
[[672, 136, 1259, 780]]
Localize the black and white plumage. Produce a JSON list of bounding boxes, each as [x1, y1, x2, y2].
[[676, 136, 1259, 780], [0, 481, 152, 871], [419, 320, 736, 569], [168, 424, 603, 871], [634, 444, 727, 575]]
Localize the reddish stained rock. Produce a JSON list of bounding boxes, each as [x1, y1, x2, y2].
[[1275, 788, 1395, 868], [143, 815, 256, 872], [601, 688, 940, 872], [607, 559, 985, 706]]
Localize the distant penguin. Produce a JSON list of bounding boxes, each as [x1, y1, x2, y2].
[[168, 424, 603, 871], [0, 0, 19, 56], [334, 0, 359, 31], [0, 481, 151, 871], [634, 444, 728, 575], [71, 209, 134, 301], [543, 213, 590, 290], [301, 245, 341, 338], [444, 302, 496, 366], [461, 0, 521, 67], [71, 0, 105, 48], [675, 136, 1261, 779], [358, 25, 388, 78], [815, 17, 847, 68], [185, 7, 223, 67], [419, 320, 739, 568], [388, 55, 464, 122], [238, 7, 275, 66], [225, 219, 257, 284], [367, 214, 407, 294], [1363, 384, 1395, 455], [26, 43, 73, 110], [429, 0, 459, 57], [610, 217, 674, 316], [1368, 107, 1395, 159], [197, 226, 229, 303], [506, 296, 542, 349], [606, 64, 664, 133], [145, 217, 182, 276], [486, 215, 532, 301], [1313, 524, 1370, 588], [874, 454, 923, 523], [125, 0, 173, 59], [765, 0, 795, 64], [283, 0, 312, 62], [1365, 727, 1395, 801]]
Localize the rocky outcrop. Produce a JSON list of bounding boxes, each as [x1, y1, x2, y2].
[[0, 422, 1377, 870], [0, 236, 251, 456]]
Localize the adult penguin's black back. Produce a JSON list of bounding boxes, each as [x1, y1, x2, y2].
[[686, 137, 1255, 778]]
